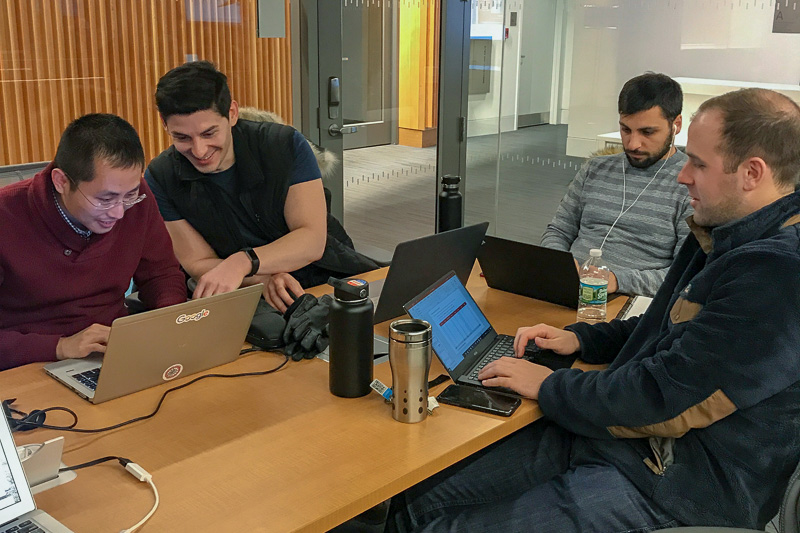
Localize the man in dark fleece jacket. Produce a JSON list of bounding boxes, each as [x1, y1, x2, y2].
[[387, 89, 800, 532], [0, 114, 186, 370]]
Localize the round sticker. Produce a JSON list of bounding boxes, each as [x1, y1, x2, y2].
[[162, 363, 183, 381]]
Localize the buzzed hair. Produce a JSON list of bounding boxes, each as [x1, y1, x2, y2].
[[696, 89, 800, 188], [53, 113, 144, 189]]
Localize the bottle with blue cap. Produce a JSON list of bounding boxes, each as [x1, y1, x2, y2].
[[327, 277, 374, 397]]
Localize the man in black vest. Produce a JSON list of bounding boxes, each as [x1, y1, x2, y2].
[[146, 61, 377, 312]]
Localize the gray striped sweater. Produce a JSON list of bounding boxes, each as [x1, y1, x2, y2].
[[541, 151, 692, 297]]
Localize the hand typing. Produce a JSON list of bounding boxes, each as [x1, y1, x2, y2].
[[56, 324, 111, 360], [513, 324, 580, 357]]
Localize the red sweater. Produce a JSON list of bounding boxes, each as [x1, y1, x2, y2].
[[0, 164, 187, 369]]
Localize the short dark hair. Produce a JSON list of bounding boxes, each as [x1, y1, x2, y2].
[[618, 73, 683, 122], [696, 88, 800, 189], [53, 113, 144, 189], [155, 60, 232, 120]]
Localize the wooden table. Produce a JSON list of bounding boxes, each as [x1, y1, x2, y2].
[[7, 267, 624, 532]]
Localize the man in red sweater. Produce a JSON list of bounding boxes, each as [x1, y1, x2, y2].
[[0, 113, 186, 370]]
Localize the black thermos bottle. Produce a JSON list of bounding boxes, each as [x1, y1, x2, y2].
[[327, 277, 374, 397], [438, 174, 463, 233]]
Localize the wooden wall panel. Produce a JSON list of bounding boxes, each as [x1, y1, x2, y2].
[[397, 0, 440, 148], [0, 0, 292, 166]]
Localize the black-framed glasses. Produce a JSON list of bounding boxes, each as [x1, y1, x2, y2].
[[62, 170, 147, 211]]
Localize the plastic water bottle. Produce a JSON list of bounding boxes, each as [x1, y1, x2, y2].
[[577, 249, 609, 324]]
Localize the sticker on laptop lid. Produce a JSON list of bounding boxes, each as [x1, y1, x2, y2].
[[163, 363, 183, 381], [176, 309, 210, 324]]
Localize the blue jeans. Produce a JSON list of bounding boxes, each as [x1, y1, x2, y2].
[[387, 420, 680, 533]]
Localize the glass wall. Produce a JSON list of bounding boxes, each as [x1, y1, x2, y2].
[[463, 0, 800, 244]]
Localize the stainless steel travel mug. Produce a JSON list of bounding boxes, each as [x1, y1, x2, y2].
[[388, 319, 432, 423]]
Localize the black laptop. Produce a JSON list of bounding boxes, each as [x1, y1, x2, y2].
[[403, 270, 520, 390], [371, 222, 489, 324], [477, 236, 579, 309]]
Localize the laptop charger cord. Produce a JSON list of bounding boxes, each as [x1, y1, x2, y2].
[[4, 353, 290, 434], [58, 456, 158, 532]]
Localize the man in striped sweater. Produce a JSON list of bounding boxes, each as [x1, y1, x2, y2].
[[541, 73, 692, 297]]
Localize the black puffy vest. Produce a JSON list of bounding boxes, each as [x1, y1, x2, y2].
[[147, 119, 379, 287]]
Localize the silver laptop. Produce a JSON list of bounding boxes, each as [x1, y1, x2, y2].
[[45, 285, 262, 404], [0, 413, 72, 532]]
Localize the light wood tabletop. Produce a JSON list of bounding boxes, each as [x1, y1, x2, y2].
[[7, 265, 624, 532]]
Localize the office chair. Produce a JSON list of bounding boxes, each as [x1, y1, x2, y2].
[[662, 459, 800, 533]]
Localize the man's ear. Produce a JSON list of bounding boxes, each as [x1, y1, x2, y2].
[[159, 113, 168, 131], [51, 167, 70, 194], [672, 114, 683, 136], [228, 100, 239, 127], [740, 156, 769, 192]]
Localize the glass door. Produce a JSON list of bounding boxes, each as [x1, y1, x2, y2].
[[301, 0, 441, 258]]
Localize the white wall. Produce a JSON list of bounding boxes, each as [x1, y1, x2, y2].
[[518, 0, 556, 118], [564, 0, 800, 156], [467, 0, 524, 136]]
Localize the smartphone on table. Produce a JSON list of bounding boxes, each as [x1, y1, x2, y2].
[[436, 384, 521, 417]]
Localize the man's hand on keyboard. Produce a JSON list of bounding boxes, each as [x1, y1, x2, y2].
[[477, 357, 553, 400], [56, 324, 110, 360], [513, 324, 580, 357]]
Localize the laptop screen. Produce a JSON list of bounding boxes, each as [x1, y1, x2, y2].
[[0, 415, 37, 525], [405, 272, 494, 371]]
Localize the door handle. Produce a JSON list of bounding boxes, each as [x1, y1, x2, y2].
[[328, 124, 358, 136], [328, 77, 340, 119]]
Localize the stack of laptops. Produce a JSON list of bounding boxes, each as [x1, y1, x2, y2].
[[477, 235, 579, 309], [0, 413, 72, 532], [45, 285, 262, 404]]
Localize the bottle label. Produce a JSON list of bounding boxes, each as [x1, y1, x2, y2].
[[579, 280, 608, 305]]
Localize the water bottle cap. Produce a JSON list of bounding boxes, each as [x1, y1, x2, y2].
[[327, 277, 370, 302], [441, 175, 461, 185], [589, 248, 602, 257]]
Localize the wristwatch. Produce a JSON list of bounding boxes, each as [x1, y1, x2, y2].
[[241, 247, 260, 277]]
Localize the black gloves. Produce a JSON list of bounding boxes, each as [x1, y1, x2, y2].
[[282, 294, 332, 361]]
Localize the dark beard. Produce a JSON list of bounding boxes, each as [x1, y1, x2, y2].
[[625, 133, 673, 169]]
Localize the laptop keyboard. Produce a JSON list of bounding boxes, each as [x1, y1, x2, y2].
[[1, 519, 46, 533], [468, 335, 515, 380], [71, 368, 100, 390]]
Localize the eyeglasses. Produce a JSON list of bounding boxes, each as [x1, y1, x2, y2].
[[62, 170, 147, 211]]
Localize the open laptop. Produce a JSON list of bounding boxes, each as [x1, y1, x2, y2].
[[45, 285, 262, 404], [477, 235, 579, 309], [371, 222, 489, 324], [404, 270, 520, 391], [318, 222, 489, 360], [0, 413, 72, 532]]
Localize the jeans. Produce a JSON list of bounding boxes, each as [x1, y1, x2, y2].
[[386, 420, 680, 533]]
